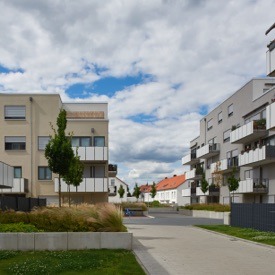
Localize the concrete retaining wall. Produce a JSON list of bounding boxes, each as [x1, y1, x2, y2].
[[0, 232, 133, 251], [179, 209, 230, 224], [148, 207, 177, 213]]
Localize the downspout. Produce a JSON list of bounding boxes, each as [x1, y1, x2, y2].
[[29, 97, 33, 197]]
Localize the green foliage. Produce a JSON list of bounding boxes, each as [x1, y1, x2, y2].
[[0, 222, 42, 232], [0, 250, 145, 275], [197, 225, 275, 246], [0, 204, 126, 232], [118, 184, 125, 199], [183, 203, 230, 212], [150, 182, 157, 199], [45, 109, 74, 207], [200, 173, 209, 194], [227, 171, 240, 192], [132, 183, 141, 200], [148, 200, 170, 208], [117, 202, 147, 211]]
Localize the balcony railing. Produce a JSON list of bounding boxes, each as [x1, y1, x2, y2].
[[210, 158, 238, 174], [266, 101, 275, 130], [182, 152, 200, 165], [196, 187, 209, 196], [72, 147, 108, 161], [197, 143, 220, 159], [185, 167, 203, 180], [239, 145, 275, 167], [191, 187, 196, 195], [108, 164, 117, 177], [0, 178, 28, 194], [230, 120, 267, 144], [209, 185, 220, 195], [234, 178, 269, 194], [54, 178, 108, 192]]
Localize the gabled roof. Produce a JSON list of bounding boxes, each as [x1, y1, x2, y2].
[[139, 184, 152, 193], [156, 174, 186, 191]]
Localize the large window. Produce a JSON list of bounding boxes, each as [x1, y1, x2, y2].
[[14, 167, 22, 178], [71, 137, 91, 147], [38, 167, 52, 180], [4, 106, 26, 120], [207, 119, 213, 131], [228, 104, 233, 117], [223, 130, 230, 143], [218, 111, 223, 124], [38, 137, 50, 150], [94, 136, 105, 147], [5, 137, 26, 150]]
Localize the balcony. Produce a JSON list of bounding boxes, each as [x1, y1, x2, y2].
[[182, 153, 200, 166], [0, 178, 28, 194], [182, 189, 191, 197], [230, 120, 267, 144], [54, 178, 108, 193], [191, 187, 196, 196], [108, 164, 117, 177], [185, 167, 203, 180], [72, 147, 108, 161], [239, 145, 275, 167], [196, 187, 209, 196], [208, 185, 220, 196], [234, 178, 269, 194], [266, 101, 275, 130], [0, 161, 13, 188], [210, 158, 238, 174], [197, 143, 220, 159]]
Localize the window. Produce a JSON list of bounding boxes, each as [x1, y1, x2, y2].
[[38, 137, 50, 150], [4, 106, 26, 120], [94, 136, 105, 147], [223, 129, 230, 143], [5, 137, 26, 150], [228, 104, 233, 117], [110, 179, 115, 186], [207, 119, 213, 131], [38, 167, 52, 180], [218, 112, 222, 124], [14, 167, 22, 178], [71, 137, 91, 147], [244, 169, 253, 179], [208, 137, 217, 144]]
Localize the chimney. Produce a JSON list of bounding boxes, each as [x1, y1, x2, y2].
[[173, 174, 177, 177]]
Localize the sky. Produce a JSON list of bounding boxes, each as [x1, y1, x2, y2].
[[0, 0, 274, 189]]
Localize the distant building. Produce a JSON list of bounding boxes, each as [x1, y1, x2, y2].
[[108, 177, 128, 203]]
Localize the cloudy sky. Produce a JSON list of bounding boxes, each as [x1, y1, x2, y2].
[[0, 0, 274, 188]]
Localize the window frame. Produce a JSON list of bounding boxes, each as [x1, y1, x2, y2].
[[94, 136, 105, 147], [5, 136, 26, 151], [4, 106, 26, 120], [207, 119, 213, 131], [14, 167, 22, 178], [223, 129, 231, 143], [38, 136, 50, 150], [71, 137, 91, 147], [38, 166, 52, 181], [228, 104, 233, 117], [218, 111, 223, 124]]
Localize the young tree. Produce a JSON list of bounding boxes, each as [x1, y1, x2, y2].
[[127, 186, 132, 197], [45, 109, 74, 207], [227, 169, 240, 204], [63, 149, 84, 206], [150, 182, 157, 200], [200, 173, 209, 195], [133, 183, 141, 201], [118, 184, 125, 202]]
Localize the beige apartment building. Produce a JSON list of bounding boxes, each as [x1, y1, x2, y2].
[[0, 93, 115, 205]]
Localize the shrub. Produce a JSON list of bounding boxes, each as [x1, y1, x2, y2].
[[148, 201, 170, 208], [0, 222, 42, 232], [117, 202, 147, 211], [183, 203, 230, 212], [0, 210, 29, 224]]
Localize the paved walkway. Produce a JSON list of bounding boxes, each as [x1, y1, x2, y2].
[[127, 223, 275, 275]]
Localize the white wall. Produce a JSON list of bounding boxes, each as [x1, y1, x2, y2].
[[108, 177, 128, 203]]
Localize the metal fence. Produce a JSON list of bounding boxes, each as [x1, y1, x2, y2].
[[0, 196, 46, 212], [231, 203, 275, 232]]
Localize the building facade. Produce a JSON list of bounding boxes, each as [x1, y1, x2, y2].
[[0, 93, 114, 204], [108, 176, 128, 203], [182, 78, 275, 204]]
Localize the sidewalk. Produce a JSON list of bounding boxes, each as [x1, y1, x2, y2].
[[127, 224, 275, 275]]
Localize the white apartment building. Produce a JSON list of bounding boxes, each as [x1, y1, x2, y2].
[[108, 176, 128, 203], [0, 93, 116, 205]]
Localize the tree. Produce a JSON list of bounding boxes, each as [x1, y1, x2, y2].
[[63, 148, 84, 206], [133, 183, 141, 201], [118, 184, 125, 202], [127, 186, 131, 197], [227, 168, 240, 204], [150, 182, 157, 200], [200, 173, 209, 195], [45, 109, 74, 207]]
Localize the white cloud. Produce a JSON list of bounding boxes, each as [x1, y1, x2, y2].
[[0, 0, 274, 185]]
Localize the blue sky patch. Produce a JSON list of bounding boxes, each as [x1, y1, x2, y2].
[[129, 113, 157, 124], [199, 105, 208, 116], [0, 65, 24, 74]]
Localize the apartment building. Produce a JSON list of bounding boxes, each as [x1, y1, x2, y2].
[[0, 93, 116, 204], [182, 78, 275, 205]]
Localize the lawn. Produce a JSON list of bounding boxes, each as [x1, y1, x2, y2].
[[0, 249, 145, 275], [197, 225, 275, 246]]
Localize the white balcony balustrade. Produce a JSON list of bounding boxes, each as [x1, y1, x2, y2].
[[72, 147, 108, 161], [0, 178, 28, 194], [230, 121, 267, 144], [239, 145, 275, 167], [0, 161, 13, 188], [197, 143, 220, 159], [54, 178, 108, 193], [182, 153, 199, 166], [266, 101, 275, 130], [196, 187, 209, 196], [185, 168, 203, 180], [234, 178, 268, 194]]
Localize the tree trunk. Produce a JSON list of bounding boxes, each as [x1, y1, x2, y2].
[[69, 184, 71, 207], [58, 175, 61, 207]]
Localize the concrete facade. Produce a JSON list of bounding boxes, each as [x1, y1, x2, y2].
[[182, 78, 275, 204], [0, 93, 114, 204], [108, 177, 129, 203]]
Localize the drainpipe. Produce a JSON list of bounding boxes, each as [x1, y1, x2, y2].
[[29, 97, 33, 197]]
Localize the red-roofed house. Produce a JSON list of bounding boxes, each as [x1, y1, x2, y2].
[[139, 184, 154, 203], [155, 174, 187, 205]]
